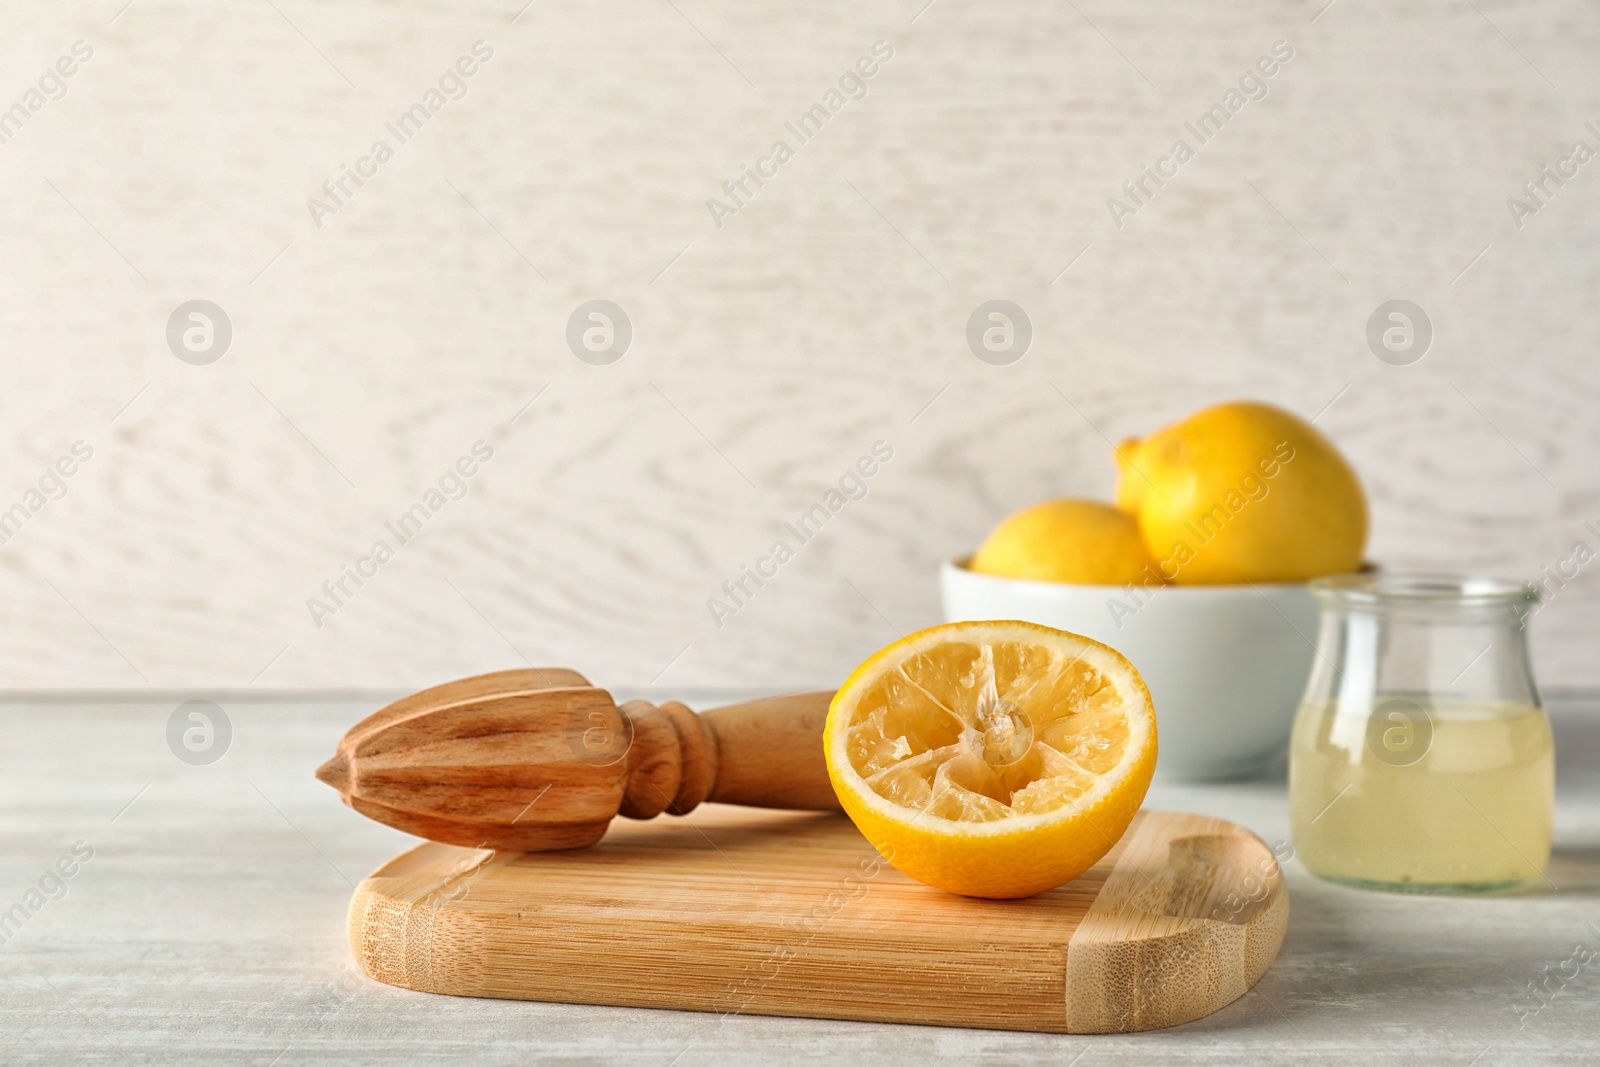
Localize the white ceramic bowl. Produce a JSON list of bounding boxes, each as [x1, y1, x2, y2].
[[940, 560, 1317, 781]]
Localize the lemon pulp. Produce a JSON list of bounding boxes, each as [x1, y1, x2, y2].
[[844, 638, 1133, 822]]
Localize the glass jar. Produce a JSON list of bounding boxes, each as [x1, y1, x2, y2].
[[1289, 574, 1553, 893]]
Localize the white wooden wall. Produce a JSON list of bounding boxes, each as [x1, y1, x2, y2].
[[1, 0, 1596, 691]]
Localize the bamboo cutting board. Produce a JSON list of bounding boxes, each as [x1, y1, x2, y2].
[[348, 806, 1287, 1034]]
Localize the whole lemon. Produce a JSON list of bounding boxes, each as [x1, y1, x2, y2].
[[971, 498, 1158, 585], [1115, 401, 1367, 584]]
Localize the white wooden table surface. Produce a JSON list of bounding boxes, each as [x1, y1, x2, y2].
[[2, 690, 1597, 1065]]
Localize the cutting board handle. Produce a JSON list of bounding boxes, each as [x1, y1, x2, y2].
[[615, 691, 842, 819]]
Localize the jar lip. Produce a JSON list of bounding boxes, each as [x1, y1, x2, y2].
[[1309, 572, 1538, 606]]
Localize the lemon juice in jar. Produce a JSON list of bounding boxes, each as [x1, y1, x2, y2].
[[1289, 575, 1553, 893], [1290, 698, 1552, 889]]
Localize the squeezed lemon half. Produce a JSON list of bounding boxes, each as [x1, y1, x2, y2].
[[824, 620, 1157, 898]]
